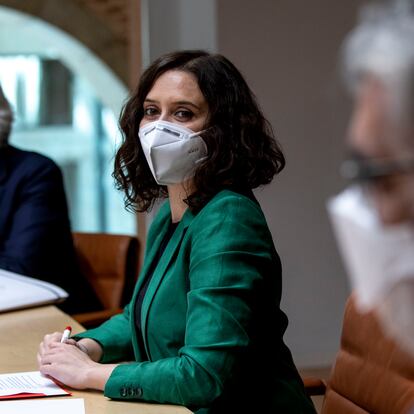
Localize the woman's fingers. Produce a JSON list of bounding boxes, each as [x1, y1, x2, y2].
[[38, 342, 96, 389], [39, 360, 61, 380], [39, 332, 63, 355], [44, 332, 63, 345], [38, 333, 78, 369], [37, 335, 109, 391]]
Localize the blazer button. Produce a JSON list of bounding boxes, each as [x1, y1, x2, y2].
[[135, 387, 143, 398], [120, 387, 128, 397]]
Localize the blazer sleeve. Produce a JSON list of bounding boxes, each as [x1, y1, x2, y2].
[[103, 194, 277, 407], [74, 303, 135, 363]]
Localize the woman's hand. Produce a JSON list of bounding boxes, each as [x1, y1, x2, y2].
[[38, 333, 103, 366], [38, 341, 117, 390], [37, 332, 77, 366]]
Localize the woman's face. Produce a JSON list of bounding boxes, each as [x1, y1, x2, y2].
[[140, 70, 209, 132]]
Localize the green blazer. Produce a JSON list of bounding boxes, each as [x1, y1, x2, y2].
[[77, 190, 315, 413]]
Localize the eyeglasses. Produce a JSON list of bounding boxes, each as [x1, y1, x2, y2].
[[340, 154, 414, 183]]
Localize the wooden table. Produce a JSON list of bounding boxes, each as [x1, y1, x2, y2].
[[0, 305, 191, 414]]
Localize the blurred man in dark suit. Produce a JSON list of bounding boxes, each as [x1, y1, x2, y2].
[[0, 84, 101, 314]]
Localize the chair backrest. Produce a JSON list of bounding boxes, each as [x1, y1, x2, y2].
[[322, 295, 414, 414], [72, 232, 139, 310]]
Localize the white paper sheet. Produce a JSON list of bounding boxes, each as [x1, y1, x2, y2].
[[0, 398, 85, 414], [0, 371, 69, 397], [0, 269, 68, 312]]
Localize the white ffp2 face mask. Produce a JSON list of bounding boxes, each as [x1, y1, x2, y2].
[[327, 186, 414, 356], [138, 120, 207, 185]]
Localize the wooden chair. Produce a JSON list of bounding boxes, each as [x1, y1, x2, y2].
[[71, 232, 140, 328], [302, 376, 327, 397], [307, 294, 414, 413]]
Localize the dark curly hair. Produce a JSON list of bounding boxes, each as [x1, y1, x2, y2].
[[114, 50, 285, 213]]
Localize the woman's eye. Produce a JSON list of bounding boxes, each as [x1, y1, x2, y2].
[[175, 110, 193, 120], [144, 107, 158, 117]]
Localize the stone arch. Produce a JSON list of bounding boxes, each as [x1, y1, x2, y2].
[[0, 0, 130, 85]]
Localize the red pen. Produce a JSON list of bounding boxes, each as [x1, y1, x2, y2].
[[60, 326, 72, 343]]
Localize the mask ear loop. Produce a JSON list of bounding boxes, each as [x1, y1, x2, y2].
[[188, 128, 206, 139], [190, 127, 211, 165], [188, 123, 218, 139], [195, 156, 208, 165]]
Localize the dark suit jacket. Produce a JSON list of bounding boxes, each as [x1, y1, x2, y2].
[[77, 190, 315, 413], [0, 145, 101, 314]]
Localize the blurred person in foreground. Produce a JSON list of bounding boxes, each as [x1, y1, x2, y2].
[[0, 84, 101, 314], [328, 0, 414, 362]]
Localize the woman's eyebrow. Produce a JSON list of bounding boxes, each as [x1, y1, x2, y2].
[[174, 100, 201, 110], [144, 98, 158, 104], [144, 98, 201, 110]]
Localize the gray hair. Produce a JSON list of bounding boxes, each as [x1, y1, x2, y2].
[[343, 0, 414, 128], [0, 84, 13, 149]]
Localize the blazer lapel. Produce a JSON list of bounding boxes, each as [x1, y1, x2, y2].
[[131, 219, 169, 299], [129, 203, 171, 355], [140, 207, 194, 359]]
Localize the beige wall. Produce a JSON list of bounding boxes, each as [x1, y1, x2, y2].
[[143, 0, 217, 65]]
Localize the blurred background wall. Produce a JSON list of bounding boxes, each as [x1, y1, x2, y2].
[[0, 0, 365, 369]]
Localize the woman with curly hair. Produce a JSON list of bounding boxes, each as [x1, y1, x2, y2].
[[38, 50, 315, 413]]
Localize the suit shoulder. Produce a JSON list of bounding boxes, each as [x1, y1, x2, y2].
[[189, 190, 270, 238], [198, 190, 264, 220], [10, 147, 60, 175], [188, 189, 277, 261], [13, 147, 57, 167]]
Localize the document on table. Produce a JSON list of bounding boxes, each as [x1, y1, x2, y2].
[[0, 269, 68, 312], [0, 398, 85, 414], [0, 371, 70, 399]]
